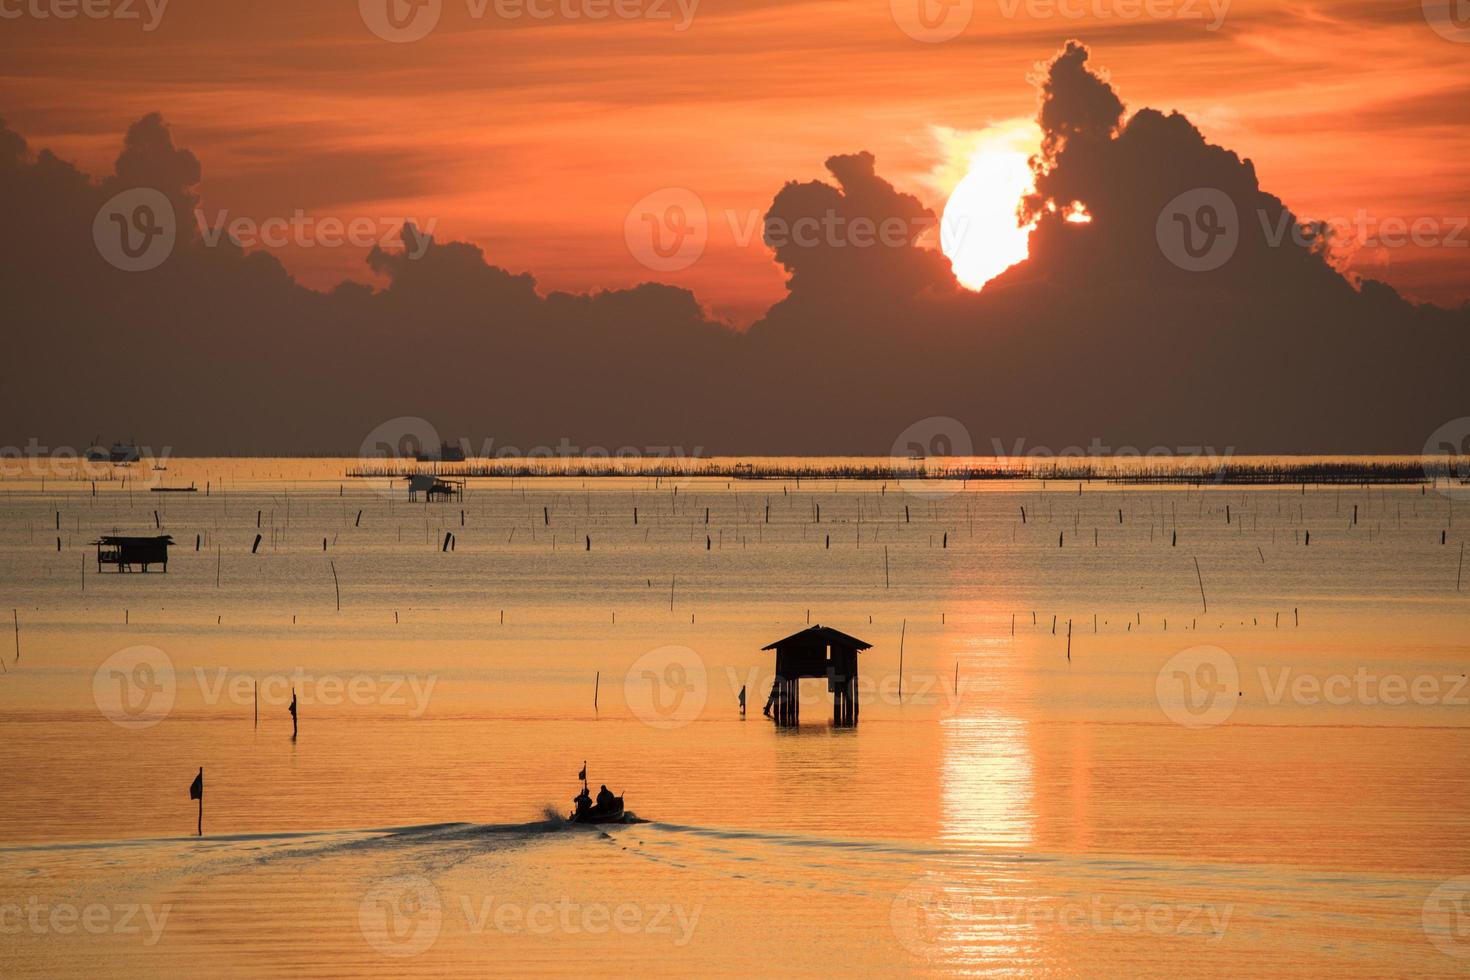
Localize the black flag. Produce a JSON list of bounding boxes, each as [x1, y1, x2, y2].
[[578, 763, 586, 781], [189, 767, 203, 801]]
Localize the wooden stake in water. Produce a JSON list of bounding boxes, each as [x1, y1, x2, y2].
[[594, 671, 600, 710], [12, 609, 18, 663], [897, 619, 906, 701], [330, 560, 341, 611], [1194, 556, 1208, 613]]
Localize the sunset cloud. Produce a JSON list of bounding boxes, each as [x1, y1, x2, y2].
[[0, 40, 1465, 456]]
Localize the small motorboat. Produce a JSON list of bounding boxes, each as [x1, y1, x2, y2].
[[569, 795, 625, 824], [569, 763, 625, 823]]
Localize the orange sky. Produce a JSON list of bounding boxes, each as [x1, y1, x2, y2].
[[2, 0, 1466, 325]]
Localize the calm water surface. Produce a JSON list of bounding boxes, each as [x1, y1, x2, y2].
[[0, 458, 1466, 976]]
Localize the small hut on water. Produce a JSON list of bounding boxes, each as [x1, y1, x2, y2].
[[93, 535, 175, 573], [761, 625, 870, 727], [406, 474, 464, 501]]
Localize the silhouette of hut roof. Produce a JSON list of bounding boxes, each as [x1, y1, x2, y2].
[[92, 534, 176, 545], [761, 625, 871, 651]]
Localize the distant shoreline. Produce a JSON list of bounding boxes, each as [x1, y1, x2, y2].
[[342, 457, 1458, 487]]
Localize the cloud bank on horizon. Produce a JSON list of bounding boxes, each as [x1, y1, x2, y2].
[[1, 42, 1465, 457]]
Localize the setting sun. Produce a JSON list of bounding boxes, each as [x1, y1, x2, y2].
[[940, 123, 1041, 291]]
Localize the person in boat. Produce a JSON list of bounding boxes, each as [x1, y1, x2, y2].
[[596, 784, 616, 809], [573, 785, 592, 814]]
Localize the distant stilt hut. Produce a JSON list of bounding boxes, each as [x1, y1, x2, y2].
[[761, 625, 870, 727], [93, 535, 175, 573], [406, 474, 465, 502]]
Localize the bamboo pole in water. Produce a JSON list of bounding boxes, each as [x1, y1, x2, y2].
[[897, 619, 906, 701]]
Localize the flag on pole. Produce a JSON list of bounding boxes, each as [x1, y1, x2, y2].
[[578, 763, 586, 781], [189, 768, 203, 801]]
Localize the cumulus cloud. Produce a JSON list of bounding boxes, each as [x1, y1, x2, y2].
[[0, 43, 1465, 457]]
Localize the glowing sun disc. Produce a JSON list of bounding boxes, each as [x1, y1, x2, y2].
[[940, 145, 1037, 291]]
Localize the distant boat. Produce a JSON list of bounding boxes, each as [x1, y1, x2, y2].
[[86, 439, 141, 464], [416, 441, 466, 463], [150, 484, 196, 493]]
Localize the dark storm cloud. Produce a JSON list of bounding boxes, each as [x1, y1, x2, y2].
[[0, 41, 1465, 458]]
